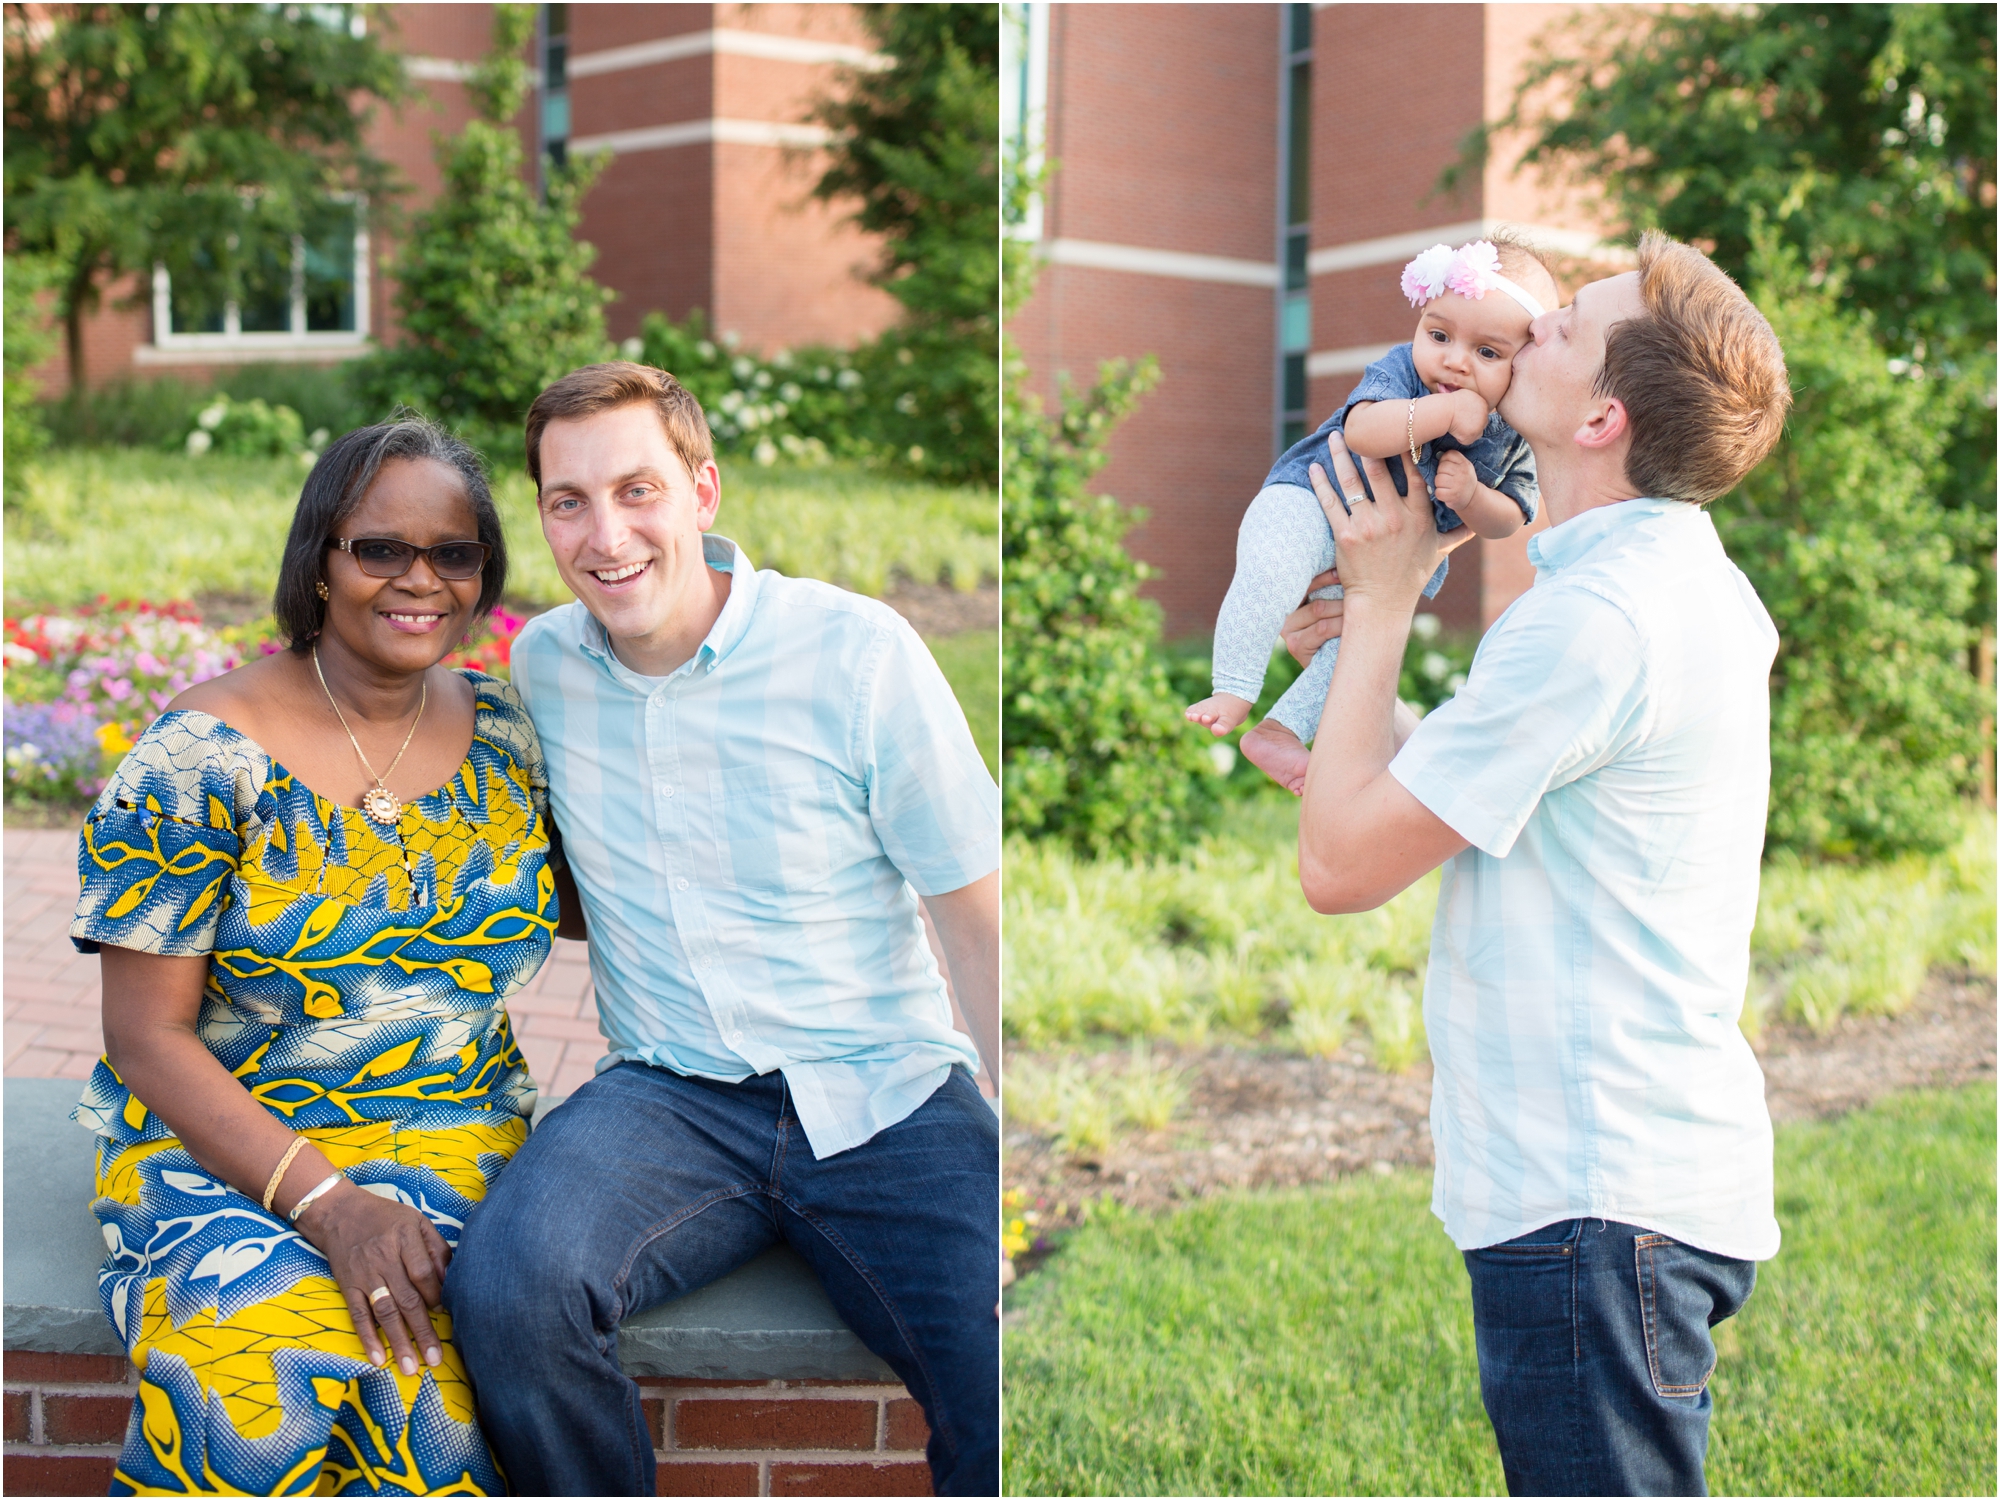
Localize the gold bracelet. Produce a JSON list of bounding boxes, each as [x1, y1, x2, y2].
[[1408, 399, 1432, 499], [261, 1137, 310, 1214]]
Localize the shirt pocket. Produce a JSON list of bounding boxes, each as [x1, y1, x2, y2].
[[713, 763, 841, 896]]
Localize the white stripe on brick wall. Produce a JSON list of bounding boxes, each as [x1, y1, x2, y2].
[[404, 55, 477, 82], [1306, 342, 1400, 378], [1307, 221, 1633, 277], [569, 118, 835, 156], [1041, 239, 1279, 287], [568, 28, 884, 78]]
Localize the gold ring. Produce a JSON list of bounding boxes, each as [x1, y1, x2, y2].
[[368, 1285, 394, 1307]]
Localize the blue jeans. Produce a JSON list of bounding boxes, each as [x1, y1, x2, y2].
[[1462, 1219, 1757, 1497], [446, 1062, 998, 1496]]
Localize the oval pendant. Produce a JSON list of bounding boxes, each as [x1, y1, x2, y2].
[[361, 787, 402, 825]]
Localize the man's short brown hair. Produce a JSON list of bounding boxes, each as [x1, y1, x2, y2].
[[1596, 231, 1791, 504], [524, 361, 715, 489]]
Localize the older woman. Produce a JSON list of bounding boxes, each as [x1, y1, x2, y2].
[[71, 418, 557, 1495]]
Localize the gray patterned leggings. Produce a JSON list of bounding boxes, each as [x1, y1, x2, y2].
[[1210, 483, 1343, 743]]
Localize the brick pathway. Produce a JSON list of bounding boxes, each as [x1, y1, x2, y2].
[[4, 828, 606, 1095]]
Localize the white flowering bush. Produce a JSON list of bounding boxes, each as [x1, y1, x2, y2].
[[629, 311, 875, 468], [177, 392, 326, 465]]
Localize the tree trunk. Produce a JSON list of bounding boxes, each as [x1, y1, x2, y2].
[[63, 260, 95, 394]]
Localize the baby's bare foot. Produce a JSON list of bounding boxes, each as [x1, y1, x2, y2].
[[1242, 718, 1311, 795], [1184, 693, 1254, 736]]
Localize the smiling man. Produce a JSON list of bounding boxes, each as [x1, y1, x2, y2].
[[445, 363, 999, 1496], [1287, 233, 1791, 1497]]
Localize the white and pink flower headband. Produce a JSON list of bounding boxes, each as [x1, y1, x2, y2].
[[1401, 240, 1546, 320]]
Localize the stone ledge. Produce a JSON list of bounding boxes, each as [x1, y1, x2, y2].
[[3, 1079, 894, 1383]]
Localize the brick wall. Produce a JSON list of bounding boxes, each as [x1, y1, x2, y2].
[[643, 1379, 932, 1496], [1020, 2, 1619, 640], [1011, 2, 1282, 640], [2, 1352, 132, 1495], [1, 1353, 931, 1498]]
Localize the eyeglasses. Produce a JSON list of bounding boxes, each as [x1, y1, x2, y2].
[[328, 537, 490, 581]]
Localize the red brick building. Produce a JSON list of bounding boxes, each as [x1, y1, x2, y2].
[[38, 2, 900, 391], [1004, 2, 1625, 639]]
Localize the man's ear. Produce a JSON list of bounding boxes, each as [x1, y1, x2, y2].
[[1574, 395, 1630, 452], [693, 460, 723, 532]]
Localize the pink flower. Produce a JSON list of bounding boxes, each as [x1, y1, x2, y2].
[[1445, 240, 1503, 300], [1401, 244, 1456, 308]]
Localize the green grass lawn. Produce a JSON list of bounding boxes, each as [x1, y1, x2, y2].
[[7, 448, 996, 609], [928, 629, 998, 777], [1002, 1084, 1997, 1497]]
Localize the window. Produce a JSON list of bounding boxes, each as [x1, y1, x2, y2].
[[542, 4, 569, 171], [1001, 4, 1050, 240], [150, 200, 368, 355], [1276, 5, 1313, 454]]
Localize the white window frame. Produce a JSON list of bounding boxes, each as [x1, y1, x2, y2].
[[1001, 3, 1048, 242], [142, 195, 370, 365]]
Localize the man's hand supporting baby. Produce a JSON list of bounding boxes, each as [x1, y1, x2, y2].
[[1343, 393, 1527, 540], [1295, 432, 1468, 914]]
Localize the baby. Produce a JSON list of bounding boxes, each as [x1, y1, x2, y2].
[[1186, 235, 1562, 793]]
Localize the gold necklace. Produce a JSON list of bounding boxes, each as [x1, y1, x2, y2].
[[312, 645, 427, 825]]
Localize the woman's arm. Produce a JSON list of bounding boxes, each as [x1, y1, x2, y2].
[[1341, 389, 1490, 460], [101, 946, 453, 1377], [546, 819, 588, 941]]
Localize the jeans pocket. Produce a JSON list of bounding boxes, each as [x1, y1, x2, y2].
[[1472, 1218, 1582, 1258], [1634, 1233, 1721, 1398]]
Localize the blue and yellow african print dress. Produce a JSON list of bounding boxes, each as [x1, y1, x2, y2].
[[69, 671, 555, 1496]]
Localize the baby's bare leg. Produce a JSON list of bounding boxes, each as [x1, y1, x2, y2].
[[1242, 718, 1312, 796], [1185, 692, 1255, 735]]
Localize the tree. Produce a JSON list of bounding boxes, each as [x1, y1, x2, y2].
[[3, 2, 406, 389], [814, 4, 998, 485], [1489, 3, 1996, 625], [1001, 165, 1220, 858], [4, 254, 59, 499], [1722, 237, 1981, 858], [349, 4, 611, 461]]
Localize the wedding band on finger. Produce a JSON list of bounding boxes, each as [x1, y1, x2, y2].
[[368, 1285, 394, 1308]]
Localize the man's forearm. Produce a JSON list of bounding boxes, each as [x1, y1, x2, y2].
[[922, 874, 1000, 1085], [1298, 598, 1418, 910]]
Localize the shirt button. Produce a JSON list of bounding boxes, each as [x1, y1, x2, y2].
[[676, 877, 689, 891], [661, 785, 675, 797], [729, 1031, 743, 1045], [700, 954, 714, 969]]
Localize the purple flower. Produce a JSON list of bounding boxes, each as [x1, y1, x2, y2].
[[4, 699, 104, 793]]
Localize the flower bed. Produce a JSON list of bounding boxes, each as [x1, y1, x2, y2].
[[4, 600, 527, 805]]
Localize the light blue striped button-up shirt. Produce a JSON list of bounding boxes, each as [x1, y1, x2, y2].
[[1391, 498, 1781, 1260], [510, 536, 999, 1158]]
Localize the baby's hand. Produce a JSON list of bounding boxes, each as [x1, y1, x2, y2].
[[1446, 388, 1490, 445], [1434, 450, 1480, 511]]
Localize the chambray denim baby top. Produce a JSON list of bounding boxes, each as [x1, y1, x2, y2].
[[1267, 342, 1539, 595]]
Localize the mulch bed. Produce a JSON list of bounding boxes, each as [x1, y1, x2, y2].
[[1003, 969, 1996, 1270]]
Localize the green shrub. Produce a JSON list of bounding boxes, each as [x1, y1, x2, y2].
[[1749, 808, 1995, 1032], [176, 392, 316, 461], [39, 376, 199, 450], [1721, 238, 1983, 860], [811, 4, 997, 485], [1002, 353, 1223, 857], [3, 254, 57, 501], [348, 5, 612, 465], [213, 363, 367, 440], [628, 310, 872, 466]]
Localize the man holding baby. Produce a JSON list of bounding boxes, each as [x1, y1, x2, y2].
[[1290, 231, 1791, 1497]]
